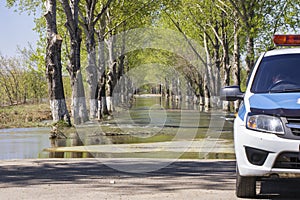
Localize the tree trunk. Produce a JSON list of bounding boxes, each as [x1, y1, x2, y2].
[[106, 33, 116, 113], [233, 12, 241, 111], [245, 7, 255, 76], [245, 36, 255, 75], [97, 14, 109, 119], [221, 13, 231, 111], [203, 32, 211, 110], [118, 25, 126, 105], [213, 34, 221, 99], [70, 69, 88, 124], [44, 0, 70, 124], [119, 56, 126, 105], [85, 29, 98, 119], [60, 0, 88, 124], [97, 75, 106, 120]]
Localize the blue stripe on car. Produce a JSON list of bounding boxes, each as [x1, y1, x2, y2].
[[238, 103, 246, 120]]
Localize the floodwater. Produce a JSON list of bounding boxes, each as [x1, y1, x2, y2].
[[0, 128, 51, 160], [0, 96, 234, 160]]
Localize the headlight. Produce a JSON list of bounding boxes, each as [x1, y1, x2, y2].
[[246, 114, 284, 135]]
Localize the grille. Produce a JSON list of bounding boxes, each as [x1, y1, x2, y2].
[[273, 152, 300, 169], [291, 128, 300, 136], [286, 117, 300, 136]]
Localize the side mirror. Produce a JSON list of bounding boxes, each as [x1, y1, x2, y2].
[[220, 85, 244, 101]]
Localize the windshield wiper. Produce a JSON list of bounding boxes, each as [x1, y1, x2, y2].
[[269, 88, 300, 93]]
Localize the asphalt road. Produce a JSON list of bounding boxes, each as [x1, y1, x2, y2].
[[0, 159, 300, 200]]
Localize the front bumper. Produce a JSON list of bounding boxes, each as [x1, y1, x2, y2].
[[234, 117, 300, 177]]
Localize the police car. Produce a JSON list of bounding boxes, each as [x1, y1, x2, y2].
[[221, 35, 300, 198]]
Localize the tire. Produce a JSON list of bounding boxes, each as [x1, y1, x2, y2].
[[236, 167, 256, 198]]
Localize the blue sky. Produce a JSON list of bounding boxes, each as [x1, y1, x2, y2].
[[0, 1, 38, 57]]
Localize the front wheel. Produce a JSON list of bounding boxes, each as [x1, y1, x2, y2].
[[236, 167, 256, 198]]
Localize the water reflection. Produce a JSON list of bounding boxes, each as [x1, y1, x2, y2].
[[133, 95, 203, 111], [49, 132, 89, 158]]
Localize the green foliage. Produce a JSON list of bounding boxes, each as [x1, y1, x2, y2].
[[52, 120, 72, 128], [6, 0, 42, 15]]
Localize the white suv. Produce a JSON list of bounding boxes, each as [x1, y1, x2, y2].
[[221, 35, 300, 198]]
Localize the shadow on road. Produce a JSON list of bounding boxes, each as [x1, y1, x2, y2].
[[0, 159, 235, 193], [257, 178, 300, 200], [1, 159, 300, 199]]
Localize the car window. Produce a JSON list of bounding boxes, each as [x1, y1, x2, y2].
[[251, 54, 300, 93]]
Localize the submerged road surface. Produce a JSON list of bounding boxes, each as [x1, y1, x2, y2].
[[0, 159, 299, 199]]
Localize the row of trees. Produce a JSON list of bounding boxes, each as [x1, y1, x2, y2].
[[5, 0, 300, 124]]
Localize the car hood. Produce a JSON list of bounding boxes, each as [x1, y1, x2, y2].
[[249, 93, 300, 117]]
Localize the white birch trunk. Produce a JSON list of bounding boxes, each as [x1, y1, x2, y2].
[[106, 96, 113, 113], [50, 99, 69, 121], [72, 97, 88, 124], [71, 71, 88, 124], [89, 99, 97, 119], [97, 100, 102, 120]]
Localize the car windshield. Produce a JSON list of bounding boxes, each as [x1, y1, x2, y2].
[[251, 54, 300, 93]]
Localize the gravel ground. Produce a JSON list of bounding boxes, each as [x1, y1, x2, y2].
[[0, 158, 299, 200]]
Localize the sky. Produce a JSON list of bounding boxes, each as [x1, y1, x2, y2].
[[0, 1, 38, 57]]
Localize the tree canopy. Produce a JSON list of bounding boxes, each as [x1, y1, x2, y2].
[[4, 0, 300, 122]]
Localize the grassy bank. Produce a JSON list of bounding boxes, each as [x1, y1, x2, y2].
[[0, 103, 52, 129]]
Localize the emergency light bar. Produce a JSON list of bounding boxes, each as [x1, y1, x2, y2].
[[273, 35, 300, 46]]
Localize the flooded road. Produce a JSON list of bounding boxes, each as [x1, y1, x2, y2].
[[0, 128, 50, 160], [0, 96, 234, 160]]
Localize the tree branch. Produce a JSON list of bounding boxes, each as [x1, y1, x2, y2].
[[93, 0, 113, 25], [103, 0, 155, 37], [164, 11, 206, 66], [60, 0, 75, 34], [227, 0, 248, 26], [272, 0, 289, 35], [188, 8, 214, 45]]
